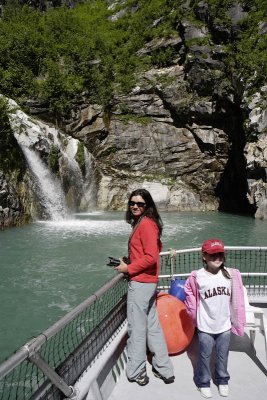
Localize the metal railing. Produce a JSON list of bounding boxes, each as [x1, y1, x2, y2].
[[0, 246, 267, 400], [0, 274, 128, 400], [159, 246, 267, 299]]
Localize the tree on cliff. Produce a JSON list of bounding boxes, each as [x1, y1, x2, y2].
[[0, 0, 265, 119]]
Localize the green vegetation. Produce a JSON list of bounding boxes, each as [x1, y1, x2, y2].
[[120, 114, 153, 125], [0, 0, 266, 118], [0, 97, 26, 175], [226, 4, 267, 89], [0, 0, 180, 117], [48, 144, 59, 173], [75, 141, 86, 175]]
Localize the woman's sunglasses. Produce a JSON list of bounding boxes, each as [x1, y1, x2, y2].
[[129, 201, 146, 208]]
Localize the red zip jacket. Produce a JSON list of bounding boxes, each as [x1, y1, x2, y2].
[[127, 216, 162, 283]]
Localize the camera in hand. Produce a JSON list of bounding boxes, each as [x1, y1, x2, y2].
[[107, 257, 120, 267], [107, 256, 130, 267]]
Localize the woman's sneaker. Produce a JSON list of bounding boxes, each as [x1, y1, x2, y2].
[[152, 367, 175, 384], [218, 385, 229, 397], [198, 387, 212, 398], [128, 368, 149, 386]]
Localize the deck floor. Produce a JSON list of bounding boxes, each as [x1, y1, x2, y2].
[[109, 325, 267, 400]]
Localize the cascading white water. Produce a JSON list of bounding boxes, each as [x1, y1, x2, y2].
[[21, 146, 69, 220], [80, 149, 97, 209], [6, 96, 97, 220], [63, 138, 84, 191]]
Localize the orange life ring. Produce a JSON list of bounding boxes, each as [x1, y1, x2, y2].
[[156, 291, 195, 354]]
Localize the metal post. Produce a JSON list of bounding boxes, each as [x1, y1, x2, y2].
[[29, 352, 75, 399], [167, 248, 177, 277]]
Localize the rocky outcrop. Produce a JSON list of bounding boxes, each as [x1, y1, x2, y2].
[[0, 172, 22, 229], [0, 100, 33, 228], [63, 38, 254, 214], [0, 170, 35, 229], [244, 86, 267, 219]]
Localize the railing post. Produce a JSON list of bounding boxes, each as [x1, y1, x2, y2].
[[29, 352, 75, 398], [167, 248, 177, 276]]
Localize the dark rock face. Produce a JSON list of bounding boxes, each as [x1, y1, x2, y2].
[[0, 171, 33, 229], [0, 104, 32, 228]]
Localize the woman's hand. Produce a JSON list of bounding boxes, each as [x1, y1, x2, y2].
[[115, 259, 128, 273]]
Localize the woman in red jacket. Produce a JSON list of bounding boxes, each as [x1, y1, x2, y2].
[[115, 188, 174, 386]]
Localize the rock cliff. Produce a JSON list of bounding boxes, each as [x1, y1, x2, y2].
[[60, 2, 266, 216]]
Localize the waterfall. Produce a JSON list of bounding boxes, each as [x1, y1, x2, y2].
[[80, 149, 97, 210], [21, 146, 69, 221], [6, 96, 97, 220], [63, 138, 84, 193]]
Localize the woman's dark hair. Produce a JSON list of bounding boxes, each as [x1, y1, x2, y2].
[[126, 188, 163, 236]]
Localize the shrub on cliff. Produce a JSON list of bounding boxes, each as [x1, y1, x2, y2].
[[0, 0, 266, 118], [0, 97, 26, 176]]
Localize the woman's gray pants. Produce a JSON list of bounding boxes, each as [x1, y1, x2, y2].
[[126, 281, 174, 380]]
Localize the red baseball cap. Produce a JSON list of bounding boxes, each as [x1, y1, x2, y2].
[[202, 238, 225, 254]]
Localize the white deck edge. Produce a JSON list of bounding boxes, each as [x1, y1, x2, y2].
[[70, 322, 127, 400]]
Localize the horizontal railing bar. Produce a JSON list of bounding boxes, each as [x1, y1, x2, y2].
[[159, 272, 267, 278], [160, 246, 267, 256], [160, 248, 201, 255], [224, 246, 267, 251], [159, 273, 191, 278]]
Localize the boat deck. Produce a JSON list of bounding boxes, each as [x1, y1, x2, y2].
[[110, 313, 267, 400]]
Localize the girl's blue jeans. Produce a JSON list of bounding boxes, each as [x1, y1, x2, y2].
[[194, 329, 231, 388]]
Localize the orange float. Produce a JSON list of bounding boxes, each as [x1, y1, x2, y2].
[[156, 291, 195, 354]]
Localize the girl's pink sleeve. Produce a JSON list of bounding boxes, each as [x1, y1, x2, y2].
[[184, 274, 198, 327], [230, 268, 246, 336]]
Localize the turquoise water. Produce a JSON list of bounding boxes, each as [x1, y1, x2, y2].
[[1, 211, 267, 361]]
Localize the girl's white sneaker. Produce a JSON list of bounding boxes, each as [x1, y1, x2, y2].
[[218, 385, 229, 397], [198, 387, 212, 398]]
